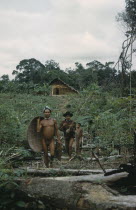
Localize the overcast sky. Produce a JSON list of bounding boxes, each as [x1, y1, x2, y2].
[[0, 0, 126, 79]]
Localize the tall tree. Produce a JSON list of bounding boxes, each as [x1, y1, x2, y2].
[[12, 58, 46, 84], [116, 0, 136, 33], [126, 0, 136, 31], [45, 60, 60, 71], [0, 74, 9, 82], [116, 0, 136, 95]]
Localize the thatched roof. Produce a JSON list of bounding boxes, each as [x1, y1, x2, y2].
[[49, 78, 79, 93]]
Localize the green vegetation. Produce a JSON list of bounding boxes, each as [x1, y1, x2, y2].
[[0, 87, 135, 150], [0, 0, 136, 208]]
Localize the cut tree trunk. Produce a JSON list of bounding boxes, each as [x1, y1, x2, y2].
[[21, 168, 103, 176], [16, 169, 136, 210]]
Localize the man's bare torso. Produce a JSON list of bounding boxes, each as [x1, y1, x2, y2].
[[40, 118, 55, 140]]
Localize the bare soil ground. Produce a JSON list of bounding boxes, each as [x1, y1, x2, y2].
[[24, 148, 133, 171]]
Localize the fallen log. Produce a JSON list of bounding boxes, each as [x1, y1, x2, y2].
[[17, 172, 136, 210], [18, 168, 104, 177], [17, 167, 129, 183]]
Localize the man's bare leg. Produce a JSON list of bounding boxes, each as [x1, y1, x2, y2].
[[42, 139, 49, 168], [49, 139, 55, 168], [79, 138, 82, 154], [65, 139, 69, 156], [69, 138, 74, 159], [76, 139, 80, 155]]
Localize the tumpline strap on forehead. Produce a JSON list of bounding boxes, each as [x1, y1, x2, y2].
[[43, 106, 52, 112]]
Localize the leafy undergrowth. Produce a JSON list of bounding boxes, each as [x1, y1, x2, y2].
[[0, 146, 55, 209], [0, 90, 136, 208]]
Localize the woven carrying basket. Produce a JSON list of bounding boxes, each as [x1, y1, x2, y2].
[[27, 116, 44, 152]]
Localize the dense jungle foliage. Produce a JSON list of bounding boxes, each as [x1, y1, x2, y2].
[[0, 0, 136, 208], [0, 86, 135, 150], [0, 52, 136, 210], [0, 58, 136, 96], [0, 89, 136, 209]]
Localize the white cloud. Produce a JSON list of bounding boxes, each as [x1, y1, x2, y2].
[[0, 0, 128, 79]]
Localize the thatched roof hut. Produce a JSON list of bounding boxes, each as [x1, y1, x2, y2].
[[49, 78, 79, 96]]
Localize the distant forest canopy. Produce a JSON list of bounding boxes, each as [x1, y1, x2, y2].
[[1, 0, 136, 96], [0, 58, 136, 96]]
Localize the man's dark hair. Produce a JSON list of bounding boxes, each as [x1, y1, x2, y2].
[[43, 106, 52, 113]]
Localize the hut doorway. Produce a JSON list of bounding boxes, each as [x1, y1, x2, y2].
[[55, 88, 59, 95]]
